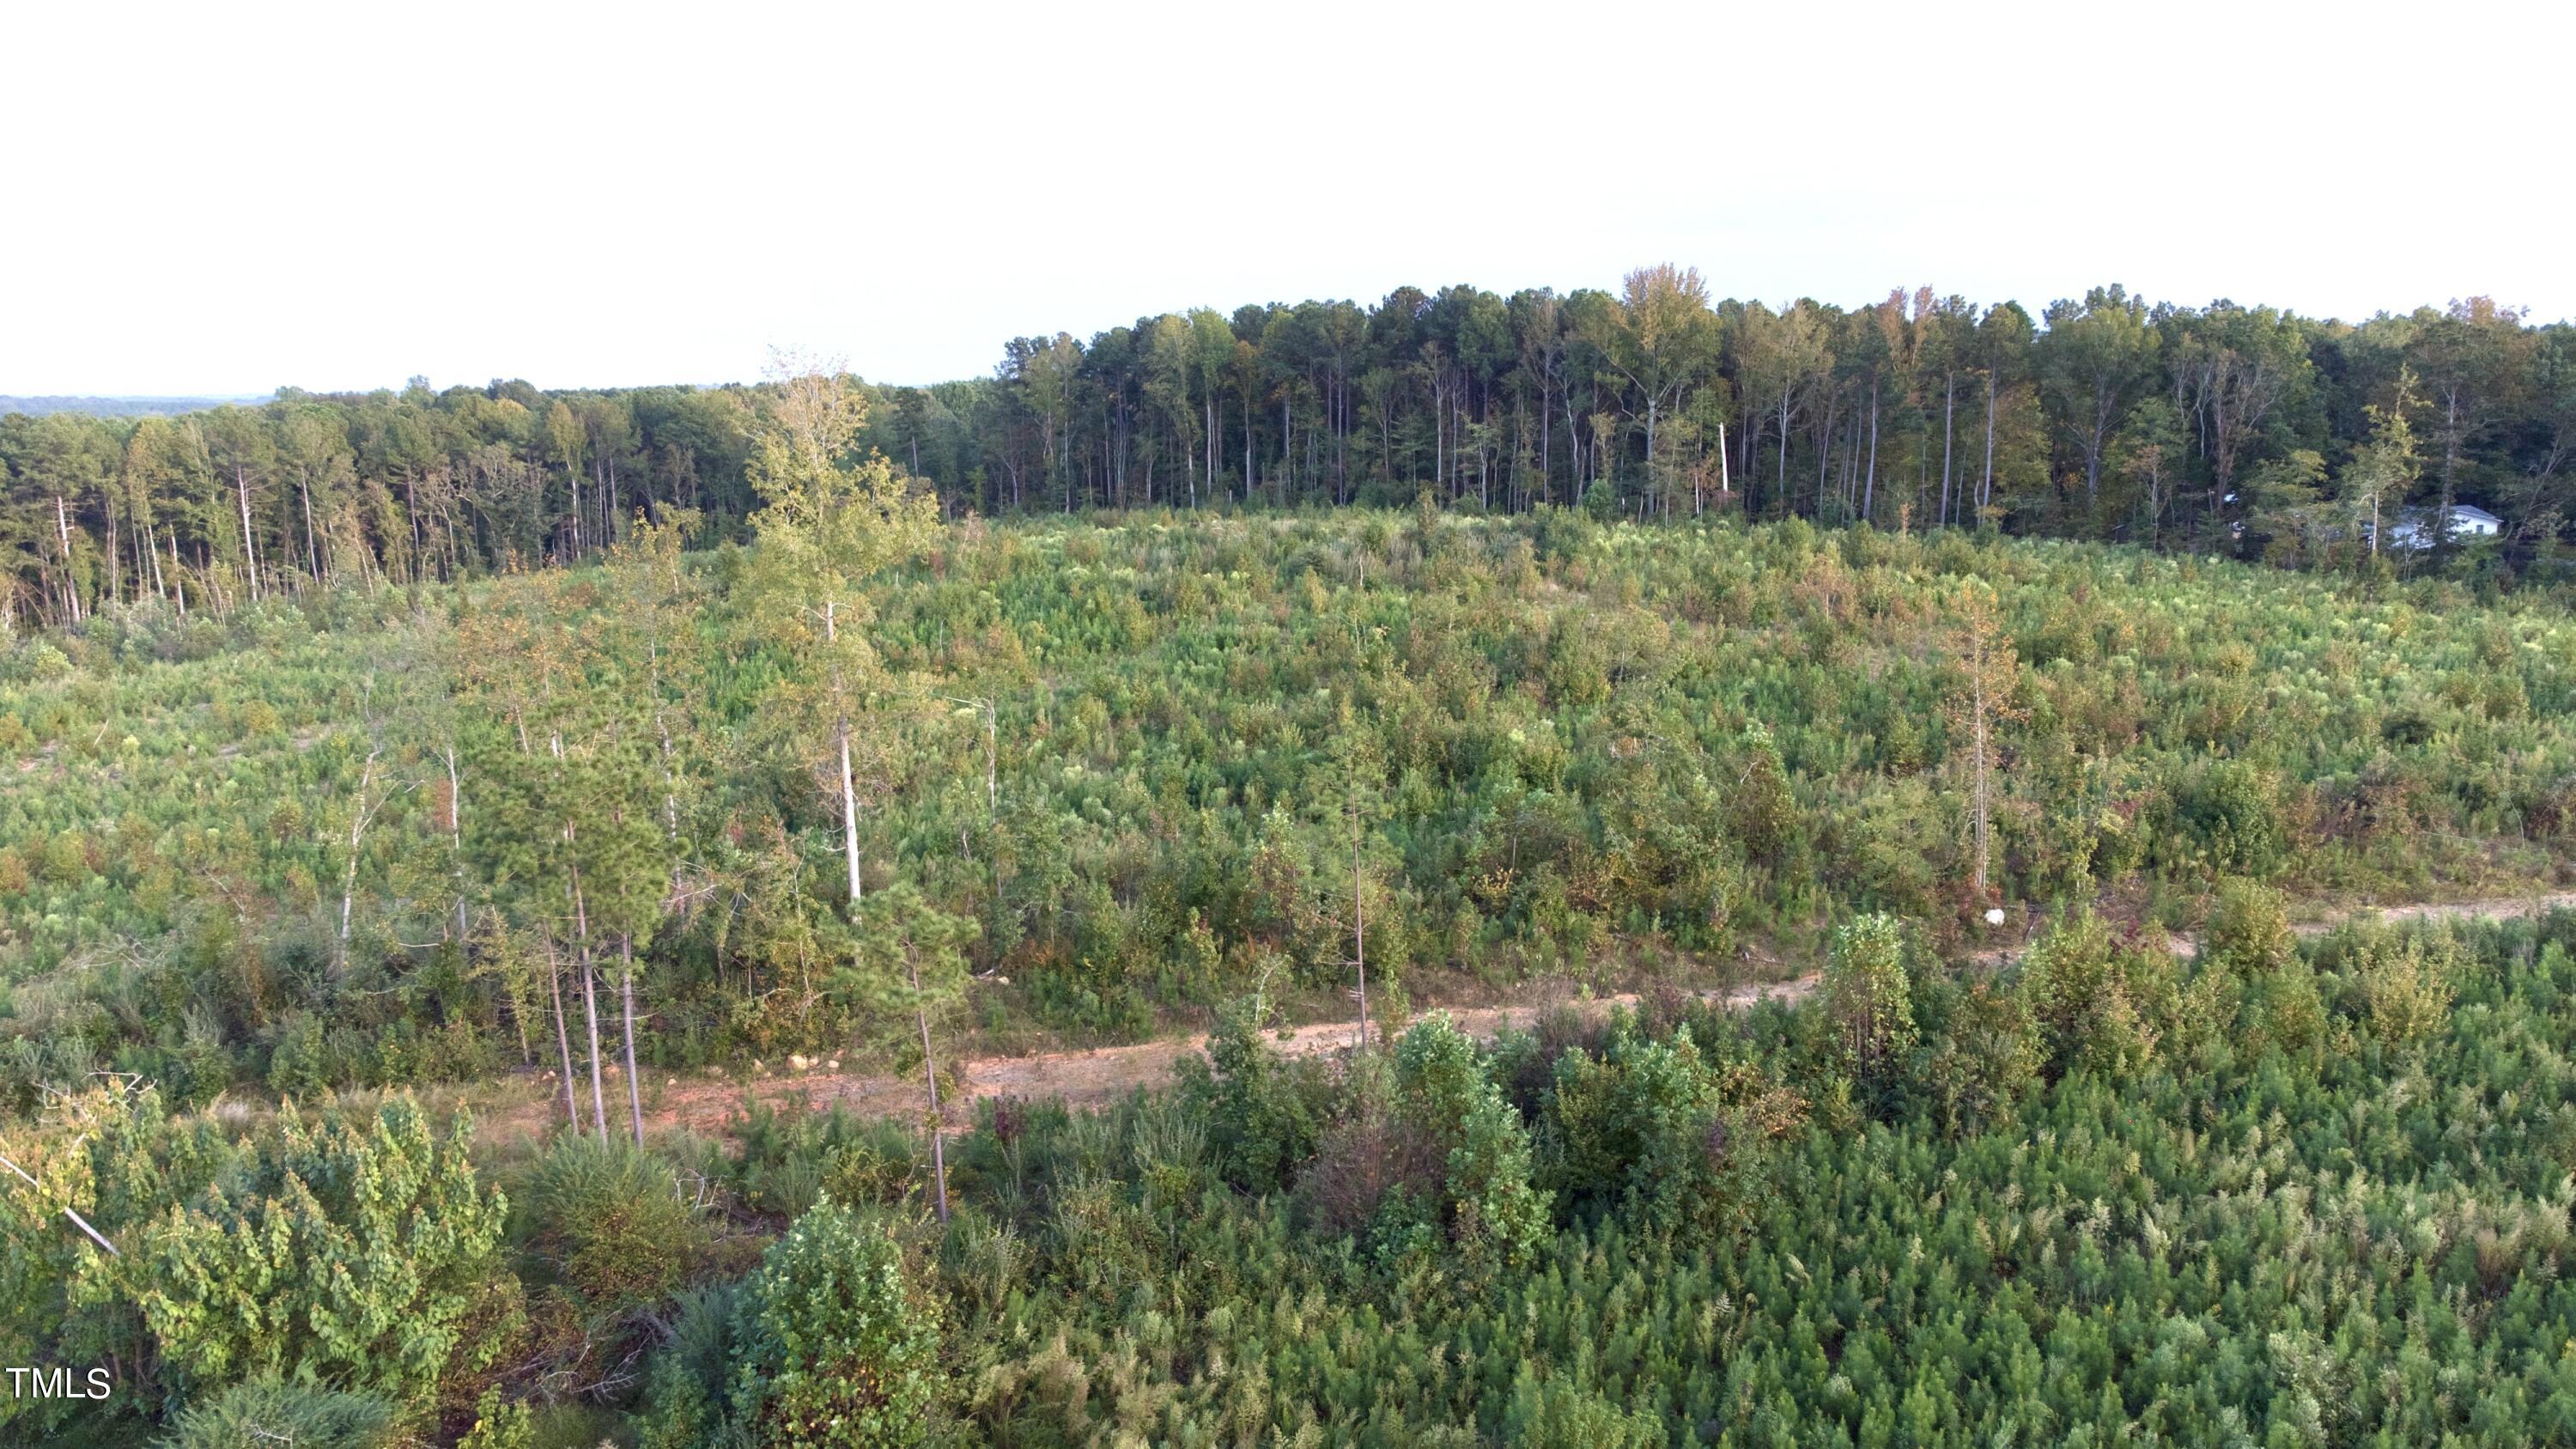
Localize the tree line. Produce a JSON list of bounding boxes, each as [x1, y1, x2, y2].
[[7, 273, 2573, 630]]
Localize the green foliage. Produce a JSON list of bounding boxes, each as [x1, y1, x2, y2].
[[584, 911, 2576, 1443], [835, 882, 975, 1062], [634, 1280, 744, 1449], [1186, 991, 1326, 1195], [519, 1135, 706, 1311], [162, 1376, 394, 1449], [726, 1202, 943, 1448], [2015, 910, 2180, 1077], [1916, 978, 2040, 1136], [2241, 952, 2329, 1058], [2204, 876, 2295, 975], [75, 1096, 512, 1411], [1392, 1014, 1550, 1269], [1823, 911, 1915, 1082], [2166, 757, 2288, 877], [1498, 1371, 1663, 1447], [3, 404, 2573, 1443], [454, 1387, 535, 1449], [2347, 929, 2459, 1048], [5, 510, 2573, 1102], [1538, 1024, 1759, 1239], [1726, 721, 1797, 869]]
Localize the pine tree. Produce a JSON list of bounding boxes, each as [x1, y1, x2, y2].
[[744, 355, 945, 1195]]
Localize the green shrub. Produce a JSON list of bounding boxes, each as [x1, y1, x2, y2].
[[75, 1097, 513, 1410], [454, 1387, 534, 1449], [1182, 993, 1325, 1195], [1727, 723, 1798, 868], [1823, 912, 1915, 1084], [2170, 758, 2287, 878], [162, 1376, 393, 1449], [2015, 910, 2179, 1077], [521, 1135, 706, 1311], [1392, 1014, 1549, 1269], [2204, 877, 2295, 974], [635, 1280, 743, 1449], [1498, 1366, 1662, 1449], [264, 1014, 329, 1098], [2348, 931, 2458, 1048], [1539, 1025, 1759, 1237], [727, 1202, 943, 1448], [1917, 978, 2040, 1136]]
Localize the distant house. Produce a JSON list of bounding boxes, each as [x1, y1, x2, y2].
[[2380, 504, 2503, 551]]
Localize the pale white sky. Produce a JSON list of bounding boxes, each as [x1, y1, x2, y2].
[[6, 0, 2569, 397]]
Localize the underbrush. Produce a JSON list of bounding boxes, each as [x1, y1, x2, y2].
[[18, 904, 2576, 1443]]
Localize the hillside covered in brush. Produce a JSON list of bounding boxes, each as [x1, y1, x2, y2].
[[3, 497, 2571, 1112]]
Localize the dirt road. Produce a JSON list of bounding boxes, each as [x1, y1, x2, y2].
[[489, 891, 2576, 1147], [1971, 891, 2576, 966], [487, 975, 1820, 1145], [2336, 892, 2576, 931]]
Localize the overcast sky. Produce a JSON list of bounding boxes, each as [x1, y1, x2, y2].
[[7, 0, 2570, 398]]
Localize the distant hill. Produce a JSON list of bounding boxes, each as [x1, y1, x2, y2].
[[0, 393, 270, 417]]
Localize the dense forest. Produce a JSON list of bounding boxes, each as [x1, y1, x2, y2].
[[6, 273, 2574, 636], [3, 350, 2576, 1445]]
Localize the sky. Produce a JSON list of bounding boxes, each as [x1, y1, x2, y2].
[[6, 0, 2571, 398]]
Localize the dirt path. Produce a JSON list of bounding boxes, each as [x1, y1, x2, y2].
[[2339, 892, 2576, 931], [489, 891, 2576, 1148], [1971, 891, 2576, 966], [486, 975, 1820, 1145]]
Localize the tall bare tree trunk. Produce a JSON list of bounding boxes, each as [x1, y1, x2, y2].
[[301, 474, 319, 581], [446, 745, 470, 941], [1812, 391, 1832, 518], [337, 751, 382, 966], [1941, 373, 1958, 526], [911, 957, 950, 1222], [1972, 664, 1991, 896], [580, 947, 606, 1136], [549, 936, 581, 1133], [1352, 804, 1368, 1050], [2439, 389, 2462, 547], [1982, 370, 1999, 514], [53, 496, 81, 624], [622, 935, 643, 1147], [826, 600, 863, 909], [1863, 383, 1880, 524], [572, 867, 607, 1137], [1776, 388, 1792, 515]]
